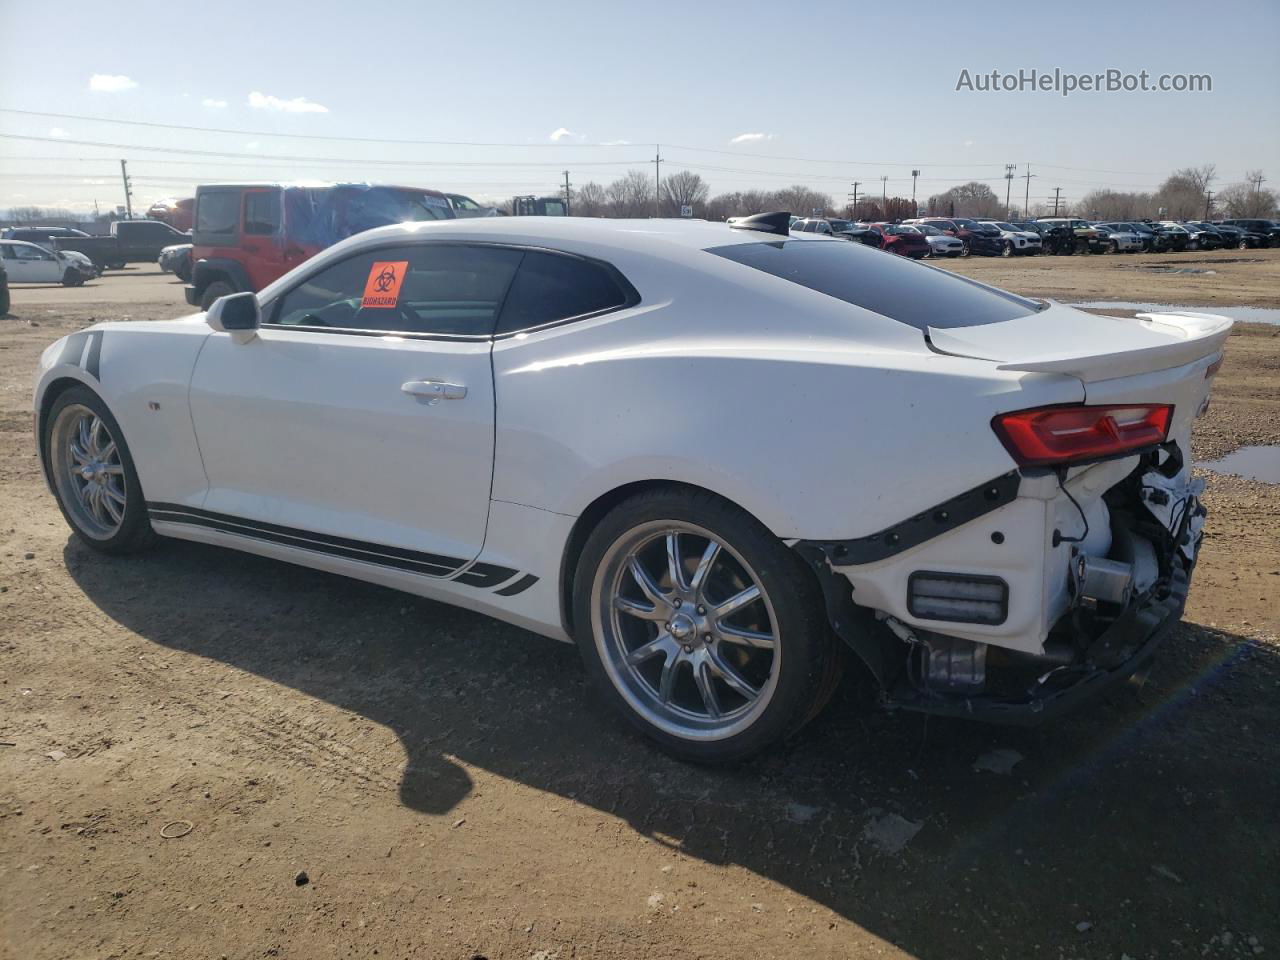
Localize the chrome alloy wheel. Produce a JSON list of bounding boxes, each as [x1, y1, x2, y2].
[[591, 520, 781, 741], [50, 404, 128, 539]]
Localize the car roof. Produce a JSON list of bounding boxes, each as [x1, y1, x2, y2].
[[332, 216, 819, 255], [195, 181, 450, 197]]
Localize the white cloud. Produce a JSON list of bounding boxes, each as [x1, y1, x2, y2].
[[89, 74, 138, 92], [202, 98, 228, 109], [549, 127, 585, 142], [48, 127, 69, 138], [247, 91, 329, 114], [729, 132, 773, 144], [601, 139, 631, 146]]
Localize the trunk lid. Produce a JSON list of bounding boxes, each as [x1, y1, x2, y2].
[[930, 302, 1232, 453]]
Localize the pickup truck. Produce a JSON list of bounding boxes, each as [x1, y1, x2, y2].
[[50, 219, 191, 270]]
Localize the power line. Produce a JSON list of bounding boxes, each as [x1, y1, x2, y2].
[[0, 133, 646, 167], [0, 107, 1175, 175]]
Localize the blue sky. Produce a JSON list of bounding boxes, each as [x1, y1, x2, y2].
[[1, 0, 1277, 213]]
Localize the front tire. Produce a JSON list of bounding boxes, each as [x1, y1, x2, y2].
[[61, 270, 85, 287], [1001, 241, 1013, 258], [573, 488, 838, 763], [44, 386, 156, 554], [199, 280, 235, 312]]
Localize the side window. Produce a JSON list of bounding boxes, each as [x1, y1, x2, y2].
[[0, 245, 15, 260], [243, 192, 281, 236], [816, 222, 831, 234], [196, 191, 240, 237], [268, 244, 523, 336], [495, 250, 633, 335]]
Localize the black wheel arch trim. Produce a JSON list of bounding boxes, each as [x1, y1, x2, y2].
[[191, 258, 253, 297]]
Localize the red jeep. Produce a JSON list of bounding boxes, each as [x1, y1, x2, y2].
[[186, 183, 456, 310]]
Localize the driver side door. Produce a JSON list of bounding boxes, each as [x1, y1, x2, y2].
[[186, 241, 523, 576]]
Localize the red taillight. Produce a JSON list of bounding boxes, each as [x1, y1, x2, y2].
[[991, 404, 1173, 467]]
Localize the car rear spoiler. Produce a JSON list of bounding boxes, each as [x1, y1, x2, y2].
[[991, 313, 1234, 382]]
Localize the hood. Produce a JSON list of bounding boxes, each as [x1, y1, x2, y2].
[[927, 301, 1232, 382]]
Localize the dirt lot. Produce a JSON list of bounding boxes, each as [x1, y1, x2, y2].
[[1, 258, 1277, 960]]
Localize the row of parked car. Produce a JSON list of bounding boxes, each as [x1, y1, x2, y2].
[[788, 214, 1280, 259]]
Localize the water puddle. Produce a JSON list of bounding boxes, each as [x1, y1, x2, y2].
[[1197, 446, 1280, 484], [1068, 301, 1280, 325]]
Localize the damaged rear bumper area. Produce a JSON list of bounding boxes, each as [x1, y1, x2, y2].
[[795, 444, 1204, 723]]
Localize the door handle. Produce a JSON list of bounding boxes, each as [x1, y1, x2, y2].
[[401, 380, 467, 404]]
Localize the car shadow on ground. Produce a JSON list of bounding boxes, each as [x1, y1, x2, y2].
[[66, 536, 1277, 958]]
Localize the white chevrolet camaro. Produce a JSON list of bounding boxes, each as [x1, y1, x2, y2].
[[34, 213, 1231, 762]]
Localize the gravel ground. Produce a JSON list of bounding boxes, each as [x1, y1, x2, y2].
[[1, 257, 1276, 960]]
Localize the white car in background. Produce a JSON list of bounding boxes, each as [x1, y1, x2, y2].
[[1, 240, 98, 286], [33, 213, 1229, 761], [909, 223, 965, 258], [978, 220, 1044, 256]]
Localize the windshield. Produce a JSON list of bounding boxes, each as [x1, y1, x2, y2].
[[915, 225, 942, 236], [826, 219, 853, 232], [708, 239, 1041, 330], [993, 222, 1018, 231]]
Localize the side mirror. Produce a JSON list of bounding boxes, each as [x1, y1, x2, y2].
[[205, 291, 259, 344]]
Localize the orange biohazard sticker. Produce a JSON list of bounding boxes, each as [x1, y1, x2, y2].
[[361, 261, 408, 308]]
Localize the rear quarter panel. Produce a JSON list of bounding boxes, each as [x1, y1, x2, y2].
[[490, 257, 1084, 540]]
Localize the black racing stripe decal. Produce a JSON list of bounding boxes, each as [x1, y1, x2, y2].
[[148, 508, 459, 577], [494, 573, 539, 597], [83, 330, 103, 380], [147, 502, 464, 571], [146, 502, 535, 592], [453, 562, 519, 588]]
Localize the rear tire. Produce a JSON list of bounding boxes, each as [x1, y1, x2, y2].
[[199, 280, 236, 312], [44, 385, 157, 554], [573, 487, 838, 763]]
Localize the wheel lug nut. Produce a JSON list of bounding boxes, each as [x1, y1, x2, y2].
[[696, 605, 706, 615], [672, 598, 682, 608]]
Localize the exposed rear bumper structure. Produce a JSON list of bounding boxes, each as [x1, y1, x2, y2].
[[796, 446, 1204, 725]]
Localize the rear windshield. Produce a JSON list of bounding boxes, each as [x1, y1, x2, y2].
[[708, 239, 1042, 329]]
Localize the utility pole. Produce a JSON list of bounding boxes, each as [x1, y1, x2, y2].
[[119, 159, 133, 219], [1004, 164, 1016, 217], [1203, 190, 1214, 220], [562, 170, 572, 216], [653, 145, 662, 218], [1251, 173, 1267, 217], [847, 181, 861, 217], [1052, 187, 1063, 217], [1022, 164, 1035, 217], [911, 169, 920, 211], [880, 175, 888, 206]]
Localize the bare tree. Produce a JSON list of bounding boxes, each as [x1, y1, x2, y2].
[[660, 170, 709, 216], [1176, 164, 1217, 197], [773, 184, 832, 218], [1217, 170, 1277, 218], [574, 181, 608, 217], [927, 182, 1002, 218], [605, 170, 655, 218]]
